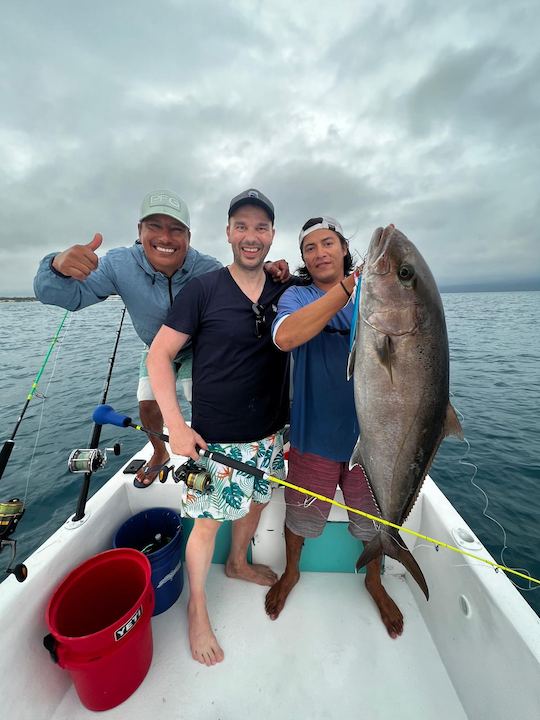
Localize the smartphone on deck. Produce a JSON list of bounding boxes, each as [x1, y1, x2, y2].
[[122, 459, 146, 474]]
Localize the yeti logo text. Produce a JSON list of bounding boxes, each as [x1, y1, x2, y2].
[[115, 606, 142, 641], [149, 193, 181, 210]]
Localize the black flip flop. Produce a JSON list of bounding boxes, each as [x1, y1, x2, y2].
[[133, 464, 165, 489]]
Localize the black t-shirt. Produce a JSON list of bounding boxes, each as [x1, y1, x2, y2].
[[165, 267, 295, 443]]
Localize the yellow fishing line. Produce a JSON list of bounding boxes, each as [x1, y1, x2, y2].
[[261, 470, 540, 586], [133, 425, 539, 587]]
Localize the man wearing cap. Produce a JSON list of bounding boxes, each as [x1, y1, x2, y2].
[[264, 216, 404, 640], [33, 190, 288, 487], [147, 189, 295, 666]]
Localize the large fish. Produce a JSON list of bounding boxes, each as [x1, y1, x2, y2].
[[348, 225, 463, 600]]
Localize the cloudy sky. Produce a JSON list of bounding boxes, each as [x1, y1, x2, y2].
[[1, 0, 539, 294]]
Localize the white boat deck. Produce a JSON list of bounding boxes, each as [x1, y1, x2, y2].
[[2, 443, 539, 720], [51, 566, 466, 720]]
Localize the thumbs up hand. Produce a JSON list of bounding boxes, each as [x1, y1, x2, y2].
[[52, 233, 103, 280]]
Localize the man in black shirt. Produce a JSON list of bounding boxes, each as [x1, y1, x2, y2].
[[148, 189, 294, 666]]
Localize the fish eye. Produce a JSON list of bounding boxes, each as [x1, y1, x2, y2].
[[398, 264, 415, 285]]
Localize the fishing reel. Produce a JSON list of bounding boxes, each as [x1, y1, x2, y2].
[[0, 498, 28, 583], [67, 444, 121, 474], [158, 459, 212, 494]]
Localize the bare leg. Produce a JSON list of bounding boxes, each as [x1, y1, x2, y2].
[[364, 556, 404, 638], [135, 400, 170, 486], [186, 518, 224, 665], [225, 501, 277, 586], [265, 525, 304, 620]]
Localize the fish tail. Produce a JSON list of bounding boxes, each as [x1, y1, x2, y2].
[[382, 530, 429, 600], [356, 530, 429, 601], [355, 535, 384, 571]]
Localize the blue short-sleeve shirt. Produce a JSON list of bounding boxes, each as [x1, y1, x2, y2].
[[272, 282, 359, 462]]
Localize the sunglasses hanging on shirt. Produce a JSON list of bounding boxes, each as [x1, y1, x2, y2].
[[252, 303, 267, 338]]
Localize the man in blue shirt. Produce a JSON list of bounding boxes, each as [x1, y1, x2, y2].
[[34, 190, 287, 487], [265, 216, 404, 639]]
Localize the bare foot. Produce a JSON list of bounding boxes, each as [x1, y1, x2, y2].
[[188, 601, 224, 666], [225, 561, 277, 586], [365, 576, 404, 638], [134, 449, 170, 487], [265, 570, 300, 620]]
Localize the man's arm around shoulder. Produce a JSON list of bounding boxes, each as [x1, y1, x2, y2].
[[274, 275, 355, 351]]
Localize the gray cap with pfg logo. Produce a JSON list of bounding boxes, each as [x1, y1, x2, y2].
[[140, 190, 190, 229]]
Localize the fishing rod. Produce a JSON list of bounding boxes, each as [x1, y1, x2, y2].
[[92, 403, 540, 588], [0, 309, 70, 582], [70, 307, 126, 522], [0, 309, 70, 482]]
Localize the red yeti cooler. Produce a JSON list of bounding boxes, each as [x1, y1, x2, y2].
[[44, 548, 155, 711]]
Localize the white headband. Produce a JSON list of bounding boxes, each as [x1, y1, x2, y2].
[[298, 216, 344, 247]]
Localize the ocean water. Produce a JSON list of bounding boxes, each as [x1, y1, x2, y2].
[[0, 293, 538, 616]]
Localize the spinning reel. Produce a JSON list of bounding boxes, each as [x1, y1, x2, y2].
[[158, 459, 213, 494]]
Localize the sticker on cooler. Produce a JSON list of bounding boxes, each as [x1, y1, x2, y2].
[[115, 606, 143, 641]]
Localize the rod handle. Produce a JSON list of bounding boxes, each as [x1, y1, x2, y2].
[[198, 448, 265, 479]]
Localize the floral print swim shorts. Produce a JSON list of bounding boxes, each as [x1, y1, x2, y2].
[[181, 430, 285, 521]]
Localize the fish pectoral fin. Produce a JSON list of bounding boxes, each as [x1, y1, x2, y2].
[[346, 343, 356, 380], [348, 436, 364, 470], [444, 403, 464, 440], [376, 335, 393, 383]]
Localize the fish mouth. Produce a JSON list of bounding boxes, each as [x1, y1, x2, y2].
[[366, 225, 396, 275], [362, 223, 421, 335]]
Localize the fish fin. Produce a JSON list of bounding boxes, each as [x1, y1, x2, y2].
[[348, 436, 363, 470], [376, 335, 393, 383], [381, 530, 429, 601], [346, 343, 356, 380], [356, 535, 383, 570], [444, 404, 464, 440]]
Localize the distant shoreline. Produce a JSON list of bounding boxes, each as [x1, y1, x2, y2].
[[1, 286, 539, 302], [0, 295, 122, 303], [0, 297, 38, 302], [440, 284, 540, 293]]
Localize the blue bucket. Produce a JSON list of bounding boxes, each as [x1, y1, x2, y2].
[[114, 508, 183, 616]]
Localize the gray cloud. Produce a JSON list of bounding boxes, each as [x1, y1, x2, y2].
[[1, 0, 539, 294]]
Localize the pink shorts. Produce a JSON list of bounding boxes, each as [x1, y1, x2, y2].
[[285, 447, 379, 541]]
